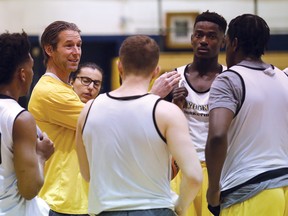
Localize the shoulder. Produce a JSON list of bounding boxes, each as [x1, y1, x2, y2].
[[13, 110, 36, 137], [156, 99, 186, 121], [214, 69, 244, 89], [176, 64, 188, 74], [210, 70, 244, 114], [31, 76, 82, 106], [221, 64, 227, 72], [16, 110, 35, 124]]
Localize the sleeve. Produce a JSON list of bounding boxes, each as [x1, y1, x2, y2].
[[209, 71, 244, 114], [43, 88, 84, 131]]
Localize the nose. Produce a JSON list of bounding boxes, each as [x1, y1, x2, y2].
[[200, 36, 208, 45], [87, 82, 94, 89], [72, 45, 81, 54]]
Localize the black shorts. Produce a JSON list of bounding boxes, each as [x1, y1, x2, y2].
[[96, 208, 177, 216]]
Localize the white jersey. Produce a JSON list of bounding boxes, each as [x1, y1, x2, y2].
[[82, 93, 174, 215], [284, 67, 288, 75], [0, 96, 26, 215], [220, 65, 288, 191], [176, 64, 226, 161], [0, 95, 49, 216]]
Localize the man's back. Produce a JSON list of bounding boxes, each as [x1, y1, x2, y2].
[[218, 64, 288, 190], [83, 93, 174, 214], [77, 35, 202, 216]]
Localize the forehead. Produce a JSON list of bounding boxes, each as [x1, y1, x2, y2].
[[58, 30, 82, 43], [194, 21, 222, 33], [79, 67, 102, 80]]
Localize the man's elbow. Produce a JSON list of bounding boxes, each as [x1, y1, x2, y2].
[[185, 163, 203, 189], [191, 167, 203, 187], [18, 180, 43, 200]]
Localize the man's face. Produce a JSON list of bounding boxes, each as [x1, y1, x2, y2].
[[51, 30, 82, 74], [191, 21, 225, 59]]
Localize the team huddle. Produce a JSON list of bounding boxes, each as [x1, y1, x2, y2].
[[0, 10, 288, 216]]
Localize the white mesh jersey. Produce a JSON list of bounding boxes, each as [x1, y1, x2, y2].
[[219, 65, 288, 191], [82, 93, 174, 215], [0, 96, 26, 215], [176, 64, 226, 161]]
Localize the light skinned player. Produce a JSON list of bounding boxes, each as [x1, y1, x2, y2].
[[76, 35, 202, 216]]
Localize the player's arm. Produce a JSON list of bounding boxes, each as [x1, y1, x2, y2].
[[76, 100, 92, 182], [13, 111, 54, 200], [205, 107, 234, 207], [205, 71, 241, 209], [156, 101, 202, 215]]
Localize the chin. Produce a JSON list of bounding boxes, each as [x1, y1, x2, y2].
[[69, 65, 79, 72], [81, 98, 90, 103], [70, 68, 78, 73]]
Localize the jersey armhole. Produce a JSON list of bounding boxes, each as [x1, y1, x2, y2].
[[152, 98, 167, 143], [224, 69, 245, 117]]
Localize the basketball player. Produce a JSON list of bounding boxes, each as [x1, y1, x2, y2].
[[76, 35, 202, 216], [206, 14, 288, 216], [170, 11, 227, 216], [0, 31, 54, 215]]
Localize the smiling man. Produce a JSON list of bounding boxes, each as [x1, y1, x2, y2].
[[28, 21, 89, 216]]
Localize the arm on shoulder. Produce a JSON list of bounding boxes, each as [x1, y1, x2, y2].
[[150, 71, 180, 98]]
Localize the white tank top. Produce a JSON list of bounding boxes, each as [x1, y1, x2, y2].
[[221, 65, 288, 191], [176, 65, 226, 161], [0, 96, 26, 215], [82, 93, 174, 214]]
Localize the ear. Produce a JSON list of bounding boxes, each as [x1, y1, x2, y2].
[[190, 34, 194, 46], [18, 68, 26, 82], [44, 45, 53, 57], [231, 37, 239, 52], [117, 60, 123, 77], [152, 66, 160, 80]]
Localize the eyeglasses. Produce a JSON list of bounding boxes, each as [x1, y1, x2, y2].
[[76, 76, 102, 89]]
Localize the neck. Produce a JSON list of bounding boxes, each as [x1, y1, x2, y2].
[[112, 76, 151, 96], [191, 56, 221, 74], [46, 65, 70, 83], [232, 52, 263, 66], [0, 87, 19, 101]]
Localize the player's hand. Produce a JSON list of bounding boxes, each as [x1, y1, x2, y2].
[[36, 132, 54, 161], [150, 71, 181, 98], [206, 187, 221, 215], [172, 86, 188, 109]]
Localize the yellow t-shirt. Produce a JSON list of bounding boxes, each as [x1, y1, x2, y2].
[[28, 75, 87, 214]]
